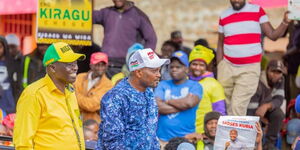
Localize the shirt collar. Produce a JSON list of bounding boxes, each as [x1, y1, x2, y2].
[[44, 74, 74, 94], [87, 72, 100, 81], [122, 77, 153, 94]]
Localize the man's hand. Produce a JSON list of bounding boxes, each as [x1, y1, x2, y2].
[[255, 103, 272, 118], [185, 133, 203, 143], [255, 122, 263, 150], [283, 11, 291, 25], [225, 141, 230, 148], [255, 122, 263, 143]]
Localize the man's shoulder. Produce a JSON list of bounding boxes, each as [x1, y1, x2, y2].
[[74, 72, 88, 85], [21, 77, 48, 96], [201, 77, 222, 88], [103, 80, 131, 98], [156, 80, 173, 88], [77, 72, 88, 79], [220, 7, 234, 19], [99, 6, 115, 12]]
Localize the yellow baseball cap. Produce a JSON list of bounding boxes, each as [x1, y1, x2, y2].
[[43, 42, 86, 66], [189, 45, 215, 65]]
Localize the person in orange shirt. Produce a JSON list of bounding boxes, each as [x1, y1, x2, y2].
[[74, 52, 113, 123]]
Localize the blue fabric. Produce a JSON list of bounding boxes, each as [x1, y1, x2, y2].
[[296, 95, 300, 113], [287, 119, 300, 144], [295, 140, 300, 150], [96, 78, 159, 150], [155, 80, 203, 141], [0, 61, 15, 114]]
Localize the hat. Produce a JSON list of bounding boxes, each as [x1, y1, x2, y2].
[[90, 52, 108, 64], [128, 48, 170, 72], [267, 60, 284, 73], [177, 142, 196, 150], [126, 43, 144, 65], [5, 34, 20, 46], [171, 30, 182, 39], [286, 119, 300, 144], [189, 45, 215, 64], [204, 111, 221, 124], [171, 51, 189, 67], [43, 42, 86, 66]]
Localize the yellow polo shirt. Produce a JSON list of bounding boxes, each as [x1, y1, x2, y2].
[[13, 75, 85, 150]]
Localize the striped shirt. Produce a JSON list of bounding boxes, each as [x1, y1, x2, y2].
[[219, 3, 268, 65]]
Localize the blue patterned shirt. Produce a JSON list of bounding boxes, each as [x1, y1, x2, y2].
[[96, 78, 160, 150]]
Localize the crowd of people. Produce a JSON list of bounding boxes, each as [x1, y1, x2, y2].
[[0, 0, 299, 149]]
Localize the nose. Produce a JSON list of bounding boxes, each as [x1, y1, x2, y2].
[[156, 70, 161, 78], [71, 62, 78, 73], [211, 122, 217, 129]]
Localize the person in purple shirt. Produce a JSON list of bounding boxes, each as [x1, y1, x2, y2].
[[93, 0, 157, 78]]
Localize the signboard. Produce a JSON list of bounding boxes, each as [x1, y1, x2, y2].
[[289, 0, 300, 20], [214, 116, 259, 150], [37, 0, 92, 46]]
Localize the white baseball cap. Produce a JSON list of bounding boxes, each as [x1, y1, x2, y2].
[[5, 34, 20, 46], [128, 48, 170, 72]]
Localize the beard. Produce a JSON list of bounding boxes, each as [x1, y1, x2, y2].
[[231, 1, 246, 11]]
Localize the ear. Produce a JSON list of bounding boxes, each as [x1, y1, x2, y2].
[[135, 69, 143, 78], [48, 64, 56, 73]]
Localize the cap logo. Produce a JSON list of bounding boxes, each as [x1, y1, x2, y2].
[[147, 51, 155, 59], [130, 60, 139, 67], [175, 52, 183, 57], [95, 55, 105, 59], [61, 45, 71, 53]]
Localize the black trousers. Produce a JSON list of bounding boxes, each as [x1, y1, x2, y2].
[[264, 108, 285, 144]]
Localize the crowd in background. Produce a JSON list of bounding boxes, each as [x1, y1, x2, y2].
[[0, 0, 300, 150]]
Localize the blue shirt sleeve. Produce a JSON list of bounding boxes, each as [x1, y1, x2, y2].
[[96, 91, 126, 150], [154, 81, 166, 100], [189, 81, 203, 100]]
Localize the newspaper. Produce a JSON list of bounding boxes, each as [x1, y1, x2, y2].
[[288, 0, 300, 20], [214, 116, 259, 150]]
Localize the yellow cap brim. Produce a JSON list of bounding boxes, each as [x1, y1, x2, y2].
[[58, 53, 86, 63]]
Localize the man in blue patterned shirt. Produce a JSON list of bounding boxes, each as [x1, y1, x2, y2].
[[96, 48, 170, 150]]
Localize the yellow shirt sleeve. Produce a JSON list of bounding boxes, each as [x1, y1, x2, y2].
[[13, 90, 42, 150]]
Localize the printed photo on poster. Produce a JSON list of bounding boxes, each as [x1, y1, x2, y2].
[[214, 116, 259, 150]]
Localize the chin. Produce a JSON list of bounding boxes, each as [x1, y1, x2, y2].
[[151, 82, 159, 88], [67, 77, 76, 84]]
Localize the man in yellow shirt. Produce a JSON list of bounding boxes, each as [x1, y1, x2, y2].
[[13, 42, 86, 150]]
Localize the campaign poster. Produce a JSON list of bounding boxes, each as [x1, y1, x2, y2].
[[37, 0, 92, 46], [214, 116, 259, 150], [288, 0, 300, 20]]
